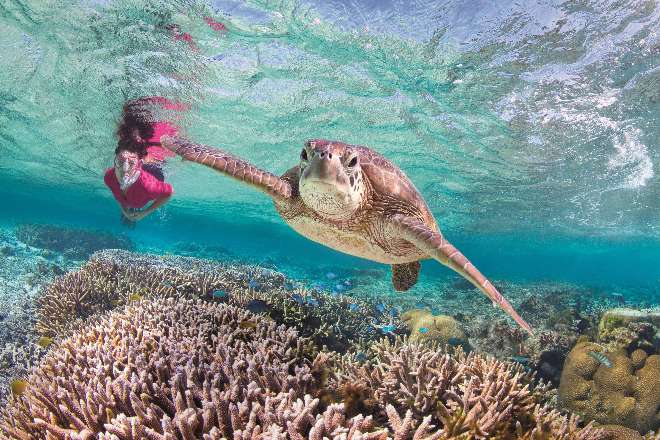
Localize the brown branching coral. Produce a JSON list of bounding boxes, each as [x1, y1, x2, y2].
[[36, 250, 388, 352], [328, 338, 604, 439], [35, 249, 286, 337], [2, 298, 321, 439]]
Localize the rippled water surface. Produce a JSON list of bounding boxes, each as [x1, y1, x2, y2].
[[1, 0, 659, 287]]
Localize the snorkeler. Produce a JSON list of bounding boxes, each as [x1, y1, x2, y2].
[[104, 97, 185, 226]]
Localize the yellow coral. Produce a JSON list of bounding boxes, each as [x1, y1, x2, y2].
[[559, 342, 660, 434], [401, 309, 466, 345]]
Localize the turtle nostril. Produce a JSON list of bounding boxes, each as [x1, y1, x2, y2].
[[328, 153, 332, 159]]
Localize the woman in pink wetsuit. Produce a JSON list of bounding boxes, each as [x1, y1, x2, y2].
[[105, 97, 186, 226]]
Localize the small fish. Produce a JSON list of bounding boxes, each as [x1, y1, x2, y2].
[[128, 293, 143, 302], [248, 279, 259, 289], [36, 336, 53, 349], [381, 324, 396, 334], [10, 379, 28, 396], [291, 293, 305, 304], [447, 337, 463, 346], [415, 302, 427, 309], [326, 272, 337, 279], [348, 303, 360, 312], [245, 299, 269, 314], [306, 297, 319, 306], [430, 308, 441, 316], [355, 352, 367, 362], [334, 284, 345, 291], [418, 327, 429, 334], [588, 351, 612, 368], [239, 320, 258, 330], [343, 279, 352, 286], [212, 289, 228, 299], [389, 308, 399, 317], [510, 356, 530, 364], [376, 304, 386, 313]]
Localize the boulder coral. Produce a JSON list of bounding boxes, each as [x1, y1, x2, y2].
[[400, 309, 466, 345], [558, 341, 660, 434]]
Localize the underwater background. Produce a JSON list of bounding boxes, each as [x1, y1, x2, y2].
[[0, 0, 659, 438]]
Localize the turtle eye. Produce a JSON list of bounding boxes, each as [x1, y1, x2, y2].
[[300, 149, 308, 161], [347, 155, 358, 167]]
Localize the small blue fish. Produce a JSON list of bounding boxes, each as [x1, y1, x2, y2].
[[348, 303, 360, 312], [248, 279, 259, 289], [376, 304, 386, 313], [588, 351, 612, 368], [415, 302, 427, 309], [306, 297, 319, 306], [447, 337, 463, 346], [291, 293, 305, 304], [430, 308, 441, 316], [343, 279, 352, 286], [510, 355, 530, 364], [381, 324, 396, 334], [389, 308, 399, 317], [245, 299, 268, 314], [355, 352, 367, 362], [326, 272, 337, 279], [212, 289, 228, 299], [418, 327, 429, 334]]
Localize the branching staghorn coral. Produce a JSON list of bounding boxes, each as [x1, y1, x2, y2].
[[4, 297, 612, 439], [36, 250, 391, 351], [2, 298, 321, 439], [328, 338, 605, 439]]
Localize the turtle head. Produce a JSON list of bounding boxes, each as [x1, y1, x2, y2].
[[298, 139, 365, 220]]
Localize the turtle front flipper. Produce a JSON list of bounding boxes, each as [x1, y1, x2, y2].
[[390, 214, 533, 335], [391, 261, 420, 291], [161, 136, 292, 200]]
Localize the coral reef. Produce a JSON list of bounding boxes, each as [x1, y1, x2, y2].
[[1, 298, 321, 439], [35, 249, 395, 352], [1, 298, 605, 440], [400, 309, 467, 346], [598, 308, 659, 353], [327, 338, 603, 439], [0, 230, 80, 405], [558, 341, 660, 434], [15, 223, 133, 260]]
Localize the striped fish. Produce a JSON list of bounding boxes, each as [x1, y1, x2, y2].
[[587, 351, 612, 368]]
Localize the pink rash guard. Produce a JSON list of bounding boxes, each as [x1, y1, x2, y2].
[[104, 166, 173, 209]]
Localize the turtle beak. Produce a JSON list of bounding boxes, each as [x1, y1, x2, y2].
[[303, 149, 348, 187]]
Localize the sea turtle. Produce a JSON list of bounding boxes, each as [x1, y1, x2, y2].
[[162, 136, 532, 334]]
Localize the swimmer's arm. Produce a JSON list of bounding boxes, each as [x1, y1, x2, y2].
[[132, 195, 171, 221]]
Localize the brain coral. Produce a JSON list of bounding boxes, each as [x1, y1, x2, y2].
[[558, 341, 660, 434], [400, 309, 466, 345]]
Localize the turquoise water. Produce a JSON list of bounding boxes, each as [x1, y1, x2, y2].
[[1, 0, 659, 293]]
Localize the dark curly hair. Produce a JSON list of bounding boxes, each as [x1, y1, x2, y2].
[[115, 97, 160, 158]]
